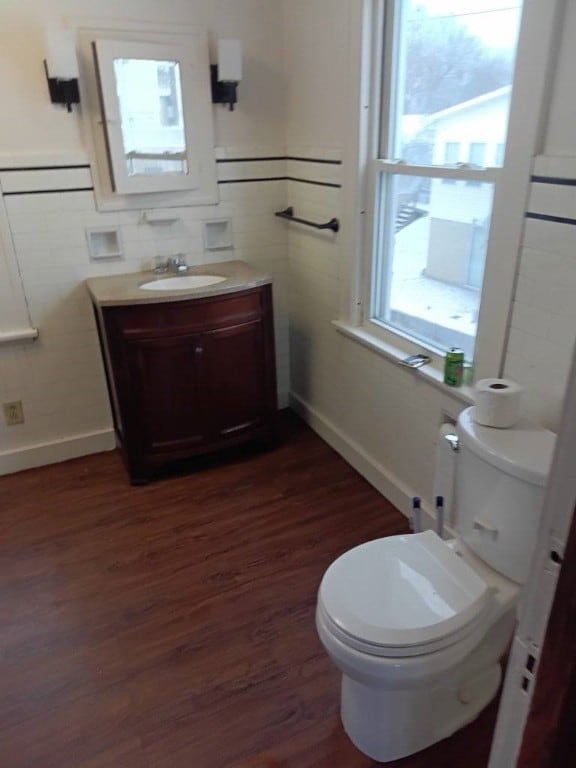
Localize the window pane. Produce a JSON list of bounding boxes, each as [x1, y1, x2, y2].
[[442, 141, 460, 184], [444, 142, 460, 164], [391, 1, 522, 167], [113, 58, 188, 177], [495, 142, 506, 166], [469, 142, 487, 166], [374, 173, 494, 359]]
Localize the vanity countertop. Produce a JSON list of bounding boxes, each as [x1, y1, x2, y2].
[[86, 260, 272, 307]]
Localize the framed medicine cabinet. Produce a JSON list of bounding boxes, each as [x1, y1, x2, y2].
[[77, 26, 218, 211]]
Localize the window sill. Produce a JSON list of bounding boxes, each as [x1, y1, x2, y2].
[[333, 320, 475, 405]]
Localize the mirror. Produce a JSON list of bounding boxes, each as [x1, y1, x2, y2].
[[112, 58, 188, 178], [91, 38, 218, 196]]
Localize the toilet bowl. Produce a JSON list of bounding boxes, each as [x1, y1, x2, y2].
[[316, 407, 555, 762]]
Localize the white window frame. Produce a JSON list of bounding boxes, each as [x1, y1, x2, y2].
[[338, 0, 558, 383], [367, 0, 512, 365], [76, 24, 218, 212]]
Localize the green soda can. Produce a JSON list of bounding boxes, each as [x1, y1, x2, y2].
[[444, 347, 464, 386]]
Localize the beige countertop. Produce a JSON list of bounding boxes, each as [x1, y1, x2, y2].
[[86, 260, 272, 307]]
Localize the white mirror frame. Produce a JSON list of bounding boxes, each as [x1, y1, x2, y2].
[[77, 26, 218, 212], [94, 40, 201, 195]]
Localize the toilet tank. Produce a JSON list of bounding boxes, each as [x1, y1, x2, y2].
[[455, 407, 555, 584]]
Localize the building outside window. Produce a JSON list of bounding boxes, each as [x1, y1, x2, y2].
[[369, 0, 524, 360], [113, 57, 186, 176]]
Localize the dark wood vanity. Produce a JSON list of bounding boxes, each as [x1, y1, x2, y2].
[[88, 264, 277, 483]]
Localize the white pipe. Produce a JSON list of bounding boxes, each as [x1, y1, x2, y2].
[[0, 328, 39, 344]]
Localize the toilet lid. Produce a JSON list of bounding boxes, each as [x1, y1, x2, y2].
[[319, 531, 490, 653]]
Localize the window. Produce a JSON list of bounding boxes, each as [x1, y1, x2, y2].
[[494, 142, 506, 166], [466, 142, 487, 187], [444, 142, 460, 164], [469, 142, 487, 167], [442, 141, 460, 183], [368, 0, 523, 361]]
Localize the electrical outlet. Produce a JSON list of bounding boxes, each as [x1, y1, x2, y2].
[[3, 401, 24, 425]]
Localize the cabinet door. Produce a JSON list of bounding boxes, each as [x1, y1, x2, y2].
[[201, 319, 271, 440], [124, 332, 206, 453]]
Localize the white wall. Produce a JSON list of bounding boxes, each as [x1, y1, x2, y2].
[[283, 0, 351, 152], [3, 0, 576, 500], [283, 0, 466, 523], [0, 0, 286, 158], [0, 0, 289, 474], [504, 0, 576, 427], [282, 0, 576, 521]]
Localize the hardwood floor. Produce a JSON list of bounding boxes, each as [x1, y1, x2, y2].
[[0, 411, 499, 767]]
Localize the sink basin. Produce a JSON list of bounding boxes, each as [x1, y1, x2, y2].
[[139, 275, 227, 291]]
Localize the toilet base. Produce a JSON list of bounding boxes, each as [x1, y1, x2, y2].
[[340, 662, 501, 762]]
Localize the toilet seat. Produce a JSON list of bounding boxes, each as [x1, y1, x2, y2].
[[318, 531, 494, 658]]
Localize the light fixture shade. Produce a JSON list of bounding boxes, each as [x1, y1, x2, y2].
[[45, 27, 79, 79], [217, 39, 242, 83]]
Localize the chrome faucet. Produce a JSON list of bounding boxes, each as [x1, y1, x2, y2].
[[169, 255, 189, 274]]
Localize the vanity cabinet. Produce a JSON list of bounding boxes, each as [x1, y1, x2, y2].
[[95, 285, 277, 483]]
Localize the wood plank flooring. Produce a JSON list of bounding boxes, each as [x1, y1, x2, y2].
[[0, 411, 499, 767]]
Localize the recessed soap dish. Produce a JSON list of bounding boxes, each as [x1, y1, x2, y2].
[[203, 218, 233, 251], [86, 227, 123, 261]]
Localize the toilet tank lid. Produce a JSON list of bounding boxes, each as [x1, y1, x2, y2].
[[458, 407, 556, 486]]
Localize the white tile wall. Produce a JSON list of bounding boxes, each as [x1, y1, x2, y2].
[[4, 138, 576, 509], [0, 167, 92, 194], [0, 152, 289, 466], [504, 177, 576, 427], [284, 149, 576, 515], [285, 147, 466, 515]]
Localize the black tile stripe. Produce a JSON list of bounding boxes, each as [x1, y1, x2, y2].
[[4, 187, 94, 196], [217, 157, 285, 163], [287, 156, 342, 165], [287, 176, 341, 188], [531, 175, 576, 186], [216, 156, 342, 165], [0, 164, 91, 172], [526, 211, 576, 226], [218, 176, 286, 184], [218, 176, 341, 189]]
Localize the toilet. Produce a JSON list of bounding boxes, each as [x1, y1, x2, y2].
[[316, 406, 555, 762]]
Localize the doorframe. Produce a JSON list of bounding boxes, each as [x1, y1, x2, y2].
[[488, 331, 576, 765], [517, 505, 576, 766]]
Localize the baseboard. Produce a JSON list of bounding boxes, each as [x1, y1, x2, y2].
[[0, 428, 116, 477], [0, 395, 288, 478], [289, 391, 455, 536]]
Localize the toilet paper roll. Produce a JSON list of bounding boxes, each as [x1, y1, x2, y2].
[[473, 378, 523, 428]]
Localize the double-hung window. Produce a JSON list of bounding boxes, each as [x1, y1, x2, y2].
[[368, 0, 523, 361]]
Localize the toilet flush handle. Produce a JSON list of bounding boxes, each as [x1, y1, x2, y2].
[[473, 518, 499, 541], [442, 432, 460, 452]]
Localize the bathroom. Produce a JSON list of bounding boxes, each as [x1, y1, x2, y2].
[[1, 0, 576, 765]]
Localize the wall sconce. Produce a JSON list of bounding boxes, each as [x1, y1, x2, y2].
[[44, 28, 80, 113], [211, 39, 242, 111]]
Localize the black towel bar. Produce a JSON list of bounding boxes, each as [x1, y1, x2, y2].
[[275, 206, 339, 233]]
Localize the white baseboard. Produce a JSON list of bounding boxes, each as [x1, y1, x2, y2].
[[290, 391, 455, 536], [0, 395, 289, 478], [0, 428, 116, 476]]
